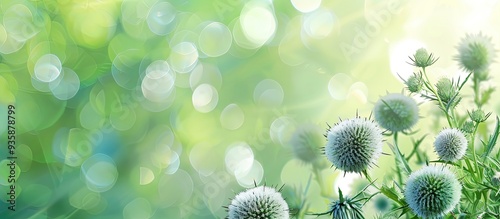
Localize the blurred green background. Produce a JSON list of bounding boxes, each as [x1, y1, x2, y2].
[[0, 0, 499, 218]]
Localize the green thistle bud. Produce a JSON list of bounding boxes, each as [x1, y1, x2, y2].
[[436, 78, 459, 106], [492, 172, 500, 187], [434, 128, 468, 162], [469, 109, 487, 123], [456, 33, 496, 74], [373, 93, 419, 132], [409, 48, 438, 68], [404, 166, 461, 218], [289, 124, 324, 164], [406, 74, 423, 93], [324, 117, 383, 173], [314, 188, 366, 219], [461, 120, 475, 134], [228, 186, 289, 219]]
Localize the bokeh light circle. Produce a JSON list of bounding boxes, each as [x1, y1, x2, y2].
[[220, 104, 245, 130], [291, 0, 322, 13], [192, 83, 218, 113], [225, 142, 254, 176], [253, 79, 284, 107], [147, 1, 177, 36], [34, 54, 62, 83], [199, 22, 232, 57], [328, 73, 353, 100], [141, 60, 176, 103], [81, 154, 119, 193], [157, 169, 194, 207], [235, 160, 264, 188], [240, 3, 276, 47], [49, 67, 80, 100], [303, 9, 335, 39], [123, 198, 153, 219], [170, 42, 199, 73]]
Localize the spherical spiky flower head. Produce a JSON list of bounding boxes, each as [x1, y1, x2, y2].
[[434, 128, 467, 162], [409, 48, 438, 68], [373, 93, 419, 132], [469, 109, 487, 123], [314, 188, 366, 219], [328, 196, 364, 219], [228, 186, 289, 219], [456, 33, 496, 74], [404, 166, 461, 218], [325, 117, 383, 173], [436, 78, 459, 106], [461, 120, 474, 134], [406, 74, 423, 93], [289, 124, 324, 164]]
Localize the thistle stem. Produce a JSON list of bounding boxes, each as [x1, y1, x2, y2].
[[393, 132, 403, 185], [421, 67, 455, 128], [312, 167, 329, 198]]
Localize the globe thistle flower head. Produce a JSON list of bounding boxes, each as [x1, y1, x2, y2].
[[436, 78, 459, 107], [289, 124, 324, 164], [324, 116, 383, 173], [492, 172, 500, 187], [461, 120, 474, 134], [373, 93, 419, 132], [404, 166, 461, 218], [469, 109, 489, 123], [405, 74, 423, 93], [228, 186, 289, 219], [456, 33, 496, 74], [408, 48, 439, 68], [434, 128, 468, 162]]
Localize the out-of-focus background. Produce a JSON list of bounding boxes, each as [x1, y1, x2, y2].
[[0, 0, 499, 218]]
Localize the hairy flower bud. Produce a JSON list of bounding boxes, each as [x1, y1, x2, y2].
[[436, 78, 459, 106], [406, 74, 423, 93]]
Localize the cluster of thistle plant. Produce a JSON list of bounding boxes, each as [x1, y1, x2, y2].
[[225, 33, 500, 219]]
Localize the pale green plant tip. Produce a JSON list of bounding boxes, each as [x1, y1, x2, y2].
[[436, 78, 459, 107], [456, 33, 496, 74], [404, 166, 461, 218], [469, 109, 487, 123], [324, 117, 383, 173], [373, 93, 419, 132], [461, 120, 475, 134], [406, 74, 423, 93], [409, 47, 438, 68]]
